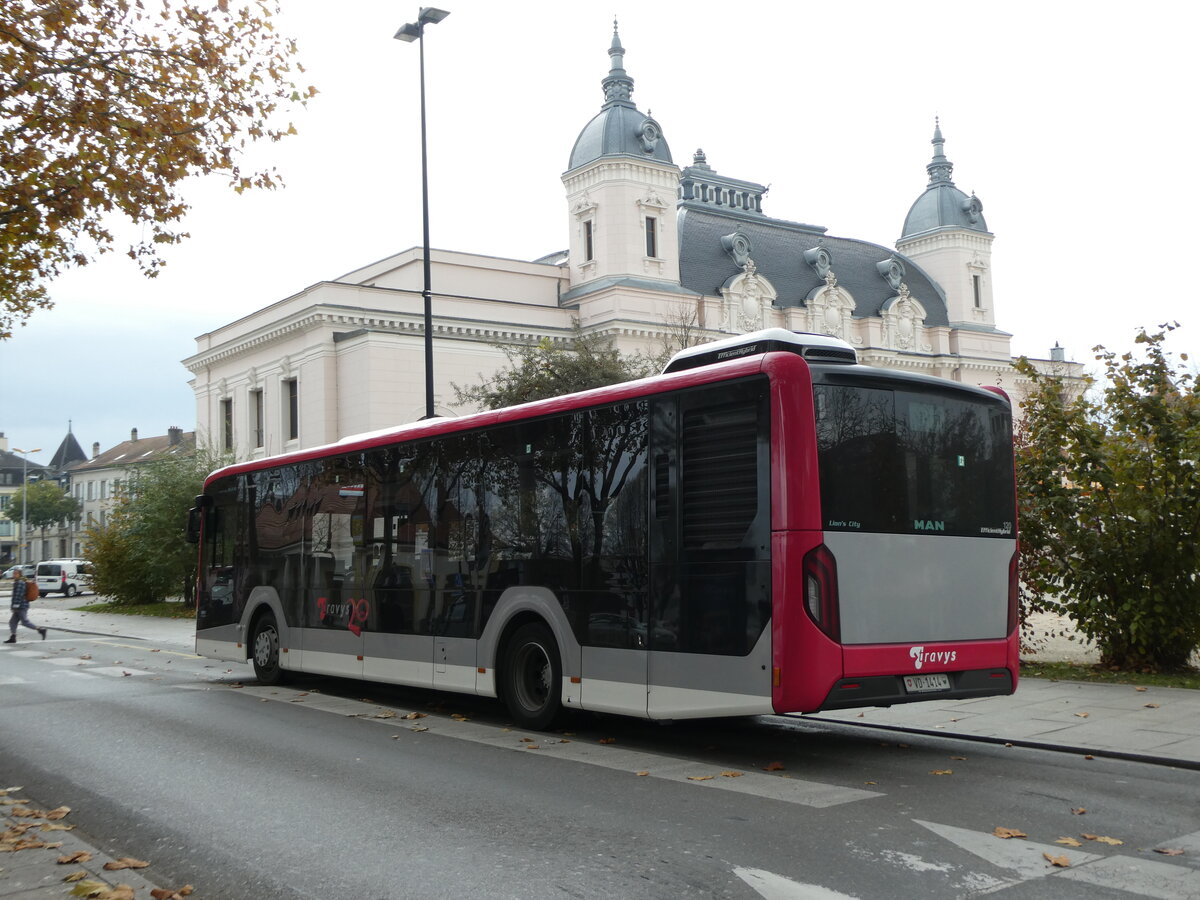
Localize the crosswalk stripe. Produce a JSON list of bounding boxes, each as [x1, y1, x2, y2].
[[233, 684, 882, 809]]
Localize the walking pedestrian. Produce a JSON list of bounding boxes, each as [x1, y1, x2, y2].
[[6, 570, 46, 643]]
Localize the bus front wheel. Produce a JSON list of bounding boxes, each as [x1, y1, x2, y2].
[[252, 611, 286, 685], [501, 622, 562, 730]]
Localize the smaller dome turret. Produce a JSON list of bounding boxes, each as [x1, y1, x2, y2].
[[567, 21, 673, 172], [901, 119, 989, 238]]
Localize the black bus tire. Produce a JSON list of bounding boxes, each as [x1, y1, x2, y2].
[[501, 621, 562, 730], [251, 611, 287, 685]]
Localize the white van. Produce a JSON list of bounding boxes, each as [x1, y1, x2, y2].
[[35, 559, 93, 597]]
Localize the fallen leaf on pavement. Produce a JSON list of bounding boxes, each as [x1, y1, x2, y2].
[[1071, 807, 1086, 815], [450, 713, 469, 721], [1135, 686, 1147, 692], [150, 887, 194, 899], [102, 857, 150, 870], [720, 771, 743, 778], [763, 761, 785, 771], [46, 806, 71, 820], [68, 879, 109, 897], [993, 827, 1027, 839], [403, 712, 427, 720], [1043, 852, 1070, 868], [687, 775, 715, 781], [1144, 703, 1160, 708], [525, 744, 540, 750], [1154, 848, 1184, 856], [1055, 837, 1082, 847], [1081, 833, 1123, 845], [410, 726, 428, 733], [635, 771, 650, 776], [63, 871, 90, 882], [930, 769, 953, 776], [57, 850, 93, 864], [1073, 712, 1089, 718], [373, 710, 397, 719], [598, 738, 616, 745]]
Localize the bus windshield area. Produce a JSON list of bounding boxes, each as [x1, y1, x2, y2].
[[814, 380, 1015, 538]]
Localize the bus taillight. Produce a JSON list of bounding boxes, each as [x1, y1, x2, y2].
[[1008, 548, 1019, 635], [803, 543, 840, 641]]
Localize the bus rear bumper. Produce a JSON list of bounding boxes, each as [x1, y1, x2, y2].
[[818, 668, 1015, 710]]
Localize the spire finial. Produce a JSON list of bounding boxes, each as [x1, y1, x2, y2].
[[602, 17, 634, 105], [926, 116, 953, 185]]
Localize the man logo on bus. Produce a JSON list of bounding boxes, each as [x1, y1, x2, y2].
[[909, 645, 957, 670], [914, 519, 945, 532]]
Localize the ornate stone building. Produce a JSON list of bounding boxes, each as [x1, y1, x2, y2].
[[184, 25, 1079, 460]]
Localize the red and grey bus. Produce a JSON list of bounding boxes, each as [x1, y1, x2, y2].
[[188, 328, 1018, 729]]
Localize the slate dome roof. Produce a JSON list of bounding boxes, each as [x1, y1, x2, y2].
[[901, 121, 989, 238], [567, 23, 673, 172]]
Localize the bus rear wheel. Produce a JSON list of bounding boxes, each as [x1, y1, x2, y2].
[[252, 611, 286, 685], [501, 622, 562, 730]]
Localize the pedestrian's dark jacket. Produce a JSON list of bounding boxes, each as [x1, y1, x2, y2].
[[11, 578, 30, 612]]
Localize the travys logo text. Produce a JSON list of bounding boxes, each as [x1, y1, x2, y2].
[[909, 645, 956, 670]]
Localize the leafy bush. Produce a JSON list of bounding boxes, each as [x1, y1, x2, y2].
[[1016, 325, 1200, 671]]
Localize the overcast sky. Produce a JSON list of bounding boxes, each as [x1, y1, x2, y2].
[[2, 0, 1195, 467]]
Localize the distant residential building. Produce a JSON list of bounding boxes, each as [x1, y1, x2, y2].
[[0, 429, 78, 564], [65, 426, 196, 555]]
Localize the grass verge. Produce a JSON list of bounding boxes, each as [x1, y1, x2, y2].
[[1021, 660, 1200, 690], [71, 600, 196, 619]]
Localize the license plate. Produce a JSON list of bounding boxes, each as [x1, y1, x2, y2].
[[903, 673, 951, 693]]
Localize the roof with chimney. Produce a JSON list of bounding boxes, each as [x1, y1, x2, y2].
[[70, 427, 196, 475]]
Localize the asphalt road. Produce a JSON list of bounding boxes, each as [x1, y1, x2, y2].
[[3, 632, 1198, 899]]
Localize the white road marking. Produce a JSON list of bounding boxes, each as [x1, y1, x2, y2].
[[733, 866, 861, 899], [917, 818, 1200, 898], [232, 684, 882, 808], [916, 819, 1102, 880], [91, 640, 201, 658], [1056, 856, 1200, 900]]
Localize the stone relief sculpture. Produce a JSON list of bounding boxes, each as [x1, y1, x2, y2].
[[806, 271, 858, 343], [881, 284, 931, 351], [720, 258, 777, 333]]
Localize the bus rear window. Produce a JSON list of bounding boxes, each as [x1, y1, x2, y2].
[[814, 382, 1015, 538]]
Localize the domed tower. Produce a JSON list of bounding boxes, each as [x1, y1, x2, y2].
[[562, 22, 682, 290], [896, 120, 996, 329]]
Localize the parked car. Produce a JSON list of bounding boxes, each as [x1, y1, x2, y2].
[[35, 559, 93, 597], [2, 564, 36, 581]]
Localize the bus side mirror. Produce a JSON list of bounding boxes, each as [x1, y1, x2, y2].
[[185, 507, 202, 544]]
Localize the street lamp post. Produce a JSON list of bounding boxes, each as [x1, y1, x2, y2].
[[395, 6, 450, 421], [13, 447, 40, 564]]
